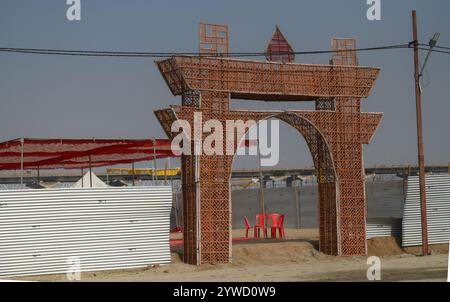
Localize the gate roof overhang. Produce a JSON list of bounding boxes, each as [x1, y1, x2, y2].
[[156, 56, 380, 101]]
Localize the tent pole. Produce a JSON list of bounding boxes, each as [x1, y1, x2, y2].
[[152, 138, 157, 184], [20, 138, 24, 185], [164, 159, 168, 185], [89, 154, 92, 188], [132, 162, 135, 186], [37, 166, 40, 184], [169, 163, 179, 228], [151, 160, 155, 182], [257, 138, 266, 239], [81, 168, 84, 188]]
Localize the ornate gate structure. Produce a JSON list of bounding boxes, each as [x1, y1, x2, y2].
[[154, 23, 382, 264]]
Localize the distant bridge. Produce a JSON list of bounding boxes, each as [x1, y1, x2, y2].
[[0, 165, 448, 185]]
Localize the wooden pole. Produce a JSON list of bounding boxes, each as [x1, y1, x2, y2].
[[412, 10, 429, 256]]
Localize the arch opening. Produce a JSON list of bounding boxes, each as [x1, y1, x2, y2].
[[229, 111, 339, 255]]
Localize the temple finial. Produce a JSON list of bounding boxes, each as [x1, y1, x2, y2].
[[265, 25, 295, 63]]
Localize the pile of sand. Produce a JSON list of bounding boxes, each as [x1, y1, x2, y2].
[[367, 236, 404, 256], [404, 243, 449, 255], [231, 241, 331, 265]]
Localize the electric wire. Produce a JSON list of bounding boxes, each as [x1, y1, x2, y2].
[[0, 43, 411, 58]]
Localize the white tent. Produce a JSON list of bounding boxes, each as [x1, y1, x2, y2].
[[72, 171, 108, 188]]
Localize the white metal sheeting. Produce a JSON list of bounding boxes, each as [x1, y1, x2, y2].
[[0, 186, 172, 278], [366, 218, 401, 239], [402, 174, 450, 247]]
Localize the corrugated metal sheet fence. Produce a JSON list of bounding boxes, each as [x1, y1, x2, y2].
[[227, 180, 405, 229], [402, 174, 450, 247], [0, 186, 172, 278], [366, 218, 402, 239]]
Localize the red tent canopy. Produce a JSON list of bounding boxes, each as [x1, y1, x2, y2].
[[0, 138, 178, 170]]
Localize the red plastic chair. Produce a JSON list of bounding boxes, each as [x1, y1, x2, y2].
[[270, 213, 285, 239], [279, 214, 285, 238], [254, 213, 268, 238], [244, 216, 252, 238], [269, 213, 280, 238], [170, 226, 182, 233]]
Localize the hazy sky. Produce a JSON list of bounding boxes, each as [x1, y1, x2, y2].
[[1, 0, 449, 170]]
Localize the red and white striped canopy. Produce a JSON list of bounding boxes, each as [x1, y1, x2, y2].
[[0, 138, 257, 170], [0, 138, 177, 170]]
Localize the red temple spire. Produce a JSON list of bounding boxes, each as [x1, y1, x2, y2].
[[265, 25, 295, 63]]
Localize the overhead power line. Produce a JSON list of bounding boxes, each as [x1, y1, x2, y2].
[[0, 43, 411, 58], [1, 42, 448, 58], [419, 43, 450, 51], [418, 46, 450, 55]]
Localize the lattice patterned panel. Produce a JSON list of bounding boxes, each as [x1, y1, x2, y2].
[[331, 38, 358, 66], [156, 56, 380, 100], [199, 22, 229, 55], [182, 154, 198, 264]]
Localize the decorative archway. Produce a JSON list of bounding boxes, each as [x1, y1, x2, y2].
[[154, 25, 382, 264]]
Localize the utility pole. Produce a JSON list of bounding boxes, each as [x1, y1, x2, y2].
[[411, 10, 429, 256]]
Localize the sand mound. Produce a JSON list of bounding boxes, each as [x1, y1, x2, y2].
[[232, 241, 329, 265], [367, 236, 404, 256], [404, 243, 449, 255]]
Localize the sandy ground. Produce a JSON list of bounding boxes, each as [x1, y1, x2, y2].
[[15, 229, 449, 282]]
